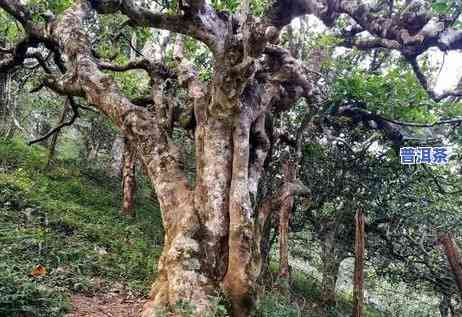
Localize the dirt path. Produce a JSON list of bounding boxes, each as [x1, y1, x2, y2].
[[65, 293, 146, 317]]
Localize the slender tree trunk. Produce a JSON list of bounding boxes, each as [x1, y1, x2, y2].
[[259, 201, 275, 281], [223, 111, 261, 317], [278, 159, 296, 282], [6, 77, 24, 139], [320, 259, 340, 310], [320, 223, 340, 308], [0, 35, 10, 138], [439, 294, 450, 317], [0, 66, 8, 138], [0, 70, 17, 139], [439, 233, 462, 298], [87, 142, 100, 161], [257, 172, 305, 286], [353, 209, 365, 317], [130, 31, 137, 61], [121, 138, 137, 217], [110, 134, 125, 177], [47, 100, 70, 166]]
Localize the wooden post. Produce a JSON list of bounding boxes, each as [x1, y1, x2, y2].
[[439, 233, 462, 298], [353, 209, 365, 317]]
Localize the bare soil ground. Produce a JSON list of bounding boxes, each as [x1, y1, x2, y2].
[[65, 293, 146, 317]]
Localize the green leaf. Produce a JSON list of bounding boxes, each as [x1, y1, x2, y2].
[[432, 1, 449, 13], [455, 21, 462, 30]]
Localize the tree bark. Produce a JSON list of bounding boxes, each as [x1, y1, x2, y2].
[[87, 142, 100, 161], [0, 36, 10, 138], [439, 233, 462, 298], [110, 134, 125, 177], [320, 222, 340, 308], [0, 66, 8, 137], [439, 294, 450, 317], [1, 1, 315, 315], [47, 100, 70, 167], [130, 31, 138, 61], [353, 209, 365, 317], [258, 199, 275, 282], [0, 70, 17, 139], [121, 138, 137, 217], [278, 159, 296, 282]]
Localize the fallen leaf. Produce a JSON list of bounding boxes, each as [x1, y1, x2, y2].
[[31, 264, 47, 277]]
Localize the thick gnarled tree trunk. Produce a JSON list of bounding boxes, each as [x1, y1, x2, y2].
[[0, 1, 318, 316], [3, 0, 462, 315]]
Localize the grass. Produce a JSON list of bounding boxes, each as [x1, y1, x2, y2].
[[0, 138, 163, 316], [255, 263, 385, 317], [0, 138, 386, 317]]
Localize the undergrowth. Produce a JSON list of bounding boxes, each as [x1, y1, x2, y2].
[[0, 138, 384, 317], [0, 138, 163, 316], [255, 264, 384, 317]]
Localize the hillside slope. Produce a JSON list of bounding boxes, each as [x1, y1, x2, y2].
[[0, 139, 384, 317]]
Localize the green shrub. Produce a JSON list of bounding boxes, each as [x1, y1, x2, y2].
[[0, 137, 47, 170], [0, 138, 164, 306], [0, 264, 70, 317], [256, 294, 303, 317]]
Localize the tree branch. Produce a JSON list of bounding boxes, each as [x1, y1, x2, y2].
[[97, 58, 175, 80], [408, 57, 462, 102], [265, 0, 339, 28], [91, 0, 222, 50], [340, 35, 401, 50], [25, 51, 53, 74], [28, 97, 80, 145], [0, 37, 39, 72], [0, 0, 41, 33], [43, 0, 194, 213], [173, 35, 207, 99]]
